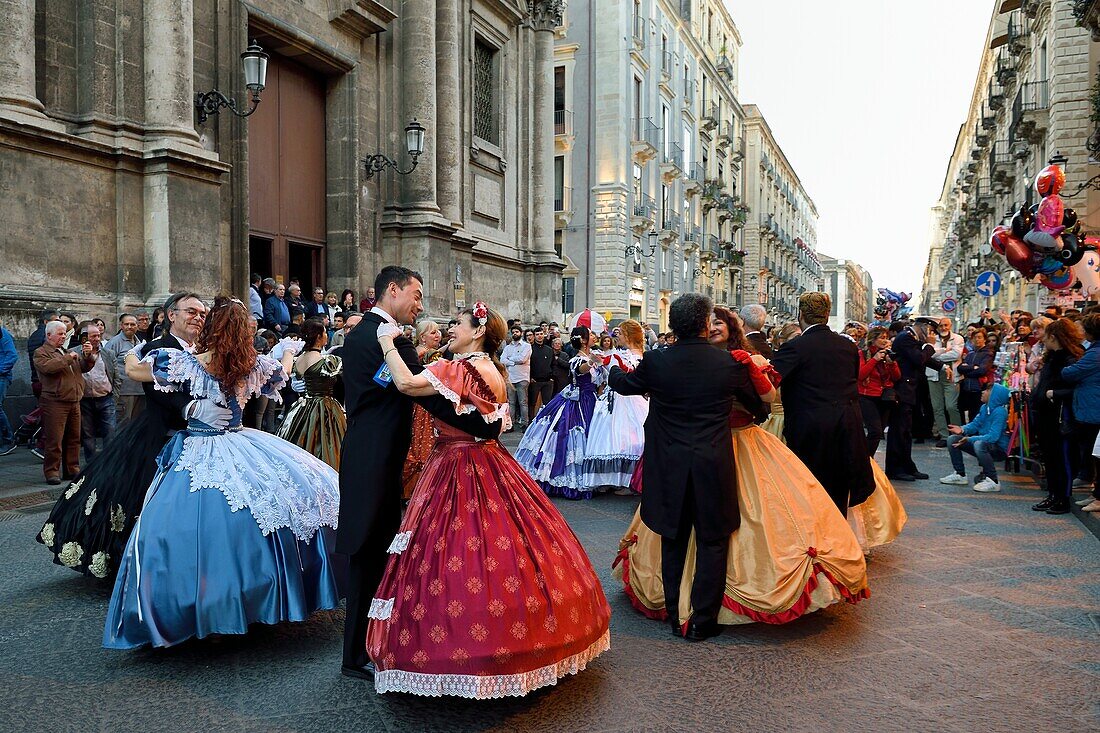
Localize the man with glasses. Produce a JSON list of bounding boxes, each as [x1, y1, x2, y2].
[[103, 313, 146, 422], [73, 321, 116, 460], [928, 317, 964, 448]]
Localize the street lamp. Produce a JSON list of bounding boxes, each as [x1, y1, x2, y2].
[[364, 119, 426, 179], [969, 254, 979, 269], [625, 227, 659, 258], [194, 41, 269, 125]]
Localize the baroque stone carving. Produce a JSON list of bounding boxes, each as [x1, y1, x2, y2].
[[530, 0, 565, 31]]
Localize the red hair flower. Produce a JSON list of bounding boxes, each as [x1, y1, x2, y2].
[[472, 301, 488, 325]]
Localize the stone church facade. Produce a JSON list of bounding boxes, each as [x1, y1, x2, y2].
[[0, 0, 564, 404]]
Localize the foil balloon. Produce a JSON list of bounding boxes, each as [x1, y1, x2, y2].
[[1073, 249, 1100, 297], [1059, 233, 1083, 266], [1063, 208, 1078, 229], [1035, 165, 1066, 197], [1004, 235, 1035, 277], [990, 225, 1011, 255], [1011, 205, 1034, 239], [1025, 228, 1063, 252], [1040, 266, 1075, 290], [1036, 255, 1064, 275]]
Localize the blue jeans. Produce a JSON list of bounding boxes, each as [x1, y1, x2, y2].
[[80, 394, 117, 461], [948, 434, 1006, 482], [0, 375, 12, 446]]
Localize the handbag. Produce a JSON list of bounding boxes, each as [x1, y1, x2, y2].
[[880, 386, 898, 403]]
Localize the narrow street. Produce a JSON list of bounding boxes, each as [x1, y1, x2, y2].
[[1, 442, 1096, 733]]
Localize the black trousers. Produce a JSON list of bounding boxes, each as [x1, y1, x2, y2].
[[885, 402, 917, 477], [341, 498, 402, 668], [1037, 411, 1075, 502], [661, 478, 728, 628], [957, 389, 983, 424], [1076, 421, 1100, 499], [860, 395, 893, 456], [528, 379, 554, 414]]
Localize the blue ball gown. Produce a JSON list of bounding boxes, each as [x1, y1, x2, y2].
[[515, 355, 603, 499], [103, 349, 342, 650]]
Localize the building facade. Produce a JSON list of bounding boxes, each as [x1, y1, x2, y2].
[[0, 0, 564, 411], [741, 104, 823, 325], [554, 0, 748, 329], [919, 0, 1099, 323], [820, 254, 872, 331]]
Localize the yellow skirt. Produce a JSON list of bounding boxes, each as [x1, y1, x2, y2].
[[613, 425, 869, 626]]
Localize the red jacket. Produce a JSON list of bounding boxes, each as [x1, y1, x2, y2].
[[858, 349, 901, 398]]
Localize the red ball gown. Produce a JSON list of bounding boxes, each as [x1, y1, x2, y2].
[[366, 356, 611, 698]]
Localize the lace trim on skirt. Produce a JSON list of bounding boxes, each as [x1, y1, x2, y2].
[[368, 597, 394, 620], [387, 531, 412, 554], [373, 630, 610, 699]]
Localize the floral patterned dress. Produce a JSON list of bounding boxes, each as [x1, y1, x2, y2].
[[366, 356, 611, 698]]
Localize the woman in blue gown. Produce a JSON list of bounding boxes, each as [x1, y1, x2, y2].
[[515, 326, 604, 499], [104, 297, 341, 650]]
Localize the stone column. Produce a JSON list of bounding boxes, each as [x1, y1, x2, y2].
[[400, 0, 438, 210], [435, 0, 461, 224], [0, 0, 46, 116], [144, 0, 199, 143], [529, 2, 561, 261]]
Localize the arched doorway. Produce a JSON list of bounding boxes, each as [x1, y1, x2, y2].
[[248, 53, 327, 292]]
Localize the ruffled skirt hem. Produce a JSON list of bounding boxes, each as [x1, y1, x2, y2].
[[373, 631, 610, 699]]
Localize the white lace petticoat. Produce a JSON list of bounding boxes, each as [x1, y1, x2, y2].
[[373, 630, 610, 699]]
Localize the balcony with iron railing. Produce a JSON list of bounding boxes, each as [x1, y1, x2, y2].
[[660, 210, 682, 238], [554, 186, 572, 228], [1009, 80, 1049, 145], [716, 121, 734, 149], [988, 76, 1005, 112], [661, 50, 674, 78], [1008, 11, 1030, 54], [683, 227, 702, 252], [631, 192, 656, 230], [632, 13, 646, 49], [716, 54, 734, 79], [684, 162, 704, 196], [996, 47, 1017, 86], [989, 139, 1015, 184], [554, 109, 573, 137], [660, 141, 684, 182], [683, 80, 695, 111], [631, 117, 661, 163], [701, 102, 719, 132]]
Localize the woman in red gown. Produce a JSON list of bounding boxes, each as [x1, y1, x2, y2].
[[367, 302, 611, 699]]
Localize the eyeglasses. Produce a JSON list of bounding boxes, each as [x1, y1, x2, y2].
[[175, 307, 207, 319]]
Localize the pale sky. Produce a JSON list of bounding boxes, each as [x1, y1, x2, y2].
[[729, 0, 994, 300]]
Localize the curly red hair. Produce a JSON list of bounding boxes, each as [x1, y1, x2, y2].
[[194, 296, 258, 393]]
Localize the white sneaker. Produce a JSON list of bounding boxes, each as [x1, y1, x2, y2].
[[1083, 500, 1100, 512], [939, 472, 968, 485], [1072, 478, 1093, 489], [973, 478, 1001, 493], [1076, 497, 1095, 507]]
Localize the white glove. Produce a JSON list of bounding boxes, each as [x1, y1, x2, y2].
[[184, 398, 232, 430], [376, 323, 402, 340], [278, 337, 305, 355]]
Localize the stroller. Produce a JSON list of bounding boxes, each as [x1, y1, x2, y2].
[[11, 406, 44, 458]]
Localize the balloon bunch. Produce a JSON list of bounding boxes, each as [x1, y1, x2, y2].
[[872, 288, 912, 326], [992, 163, 1086, 291]]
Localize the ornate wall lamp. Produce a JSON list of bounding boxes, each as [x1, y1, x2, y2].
[[363, 119, 426, 179], [194, 41, 269, 125], [625, 227, 659, 258]]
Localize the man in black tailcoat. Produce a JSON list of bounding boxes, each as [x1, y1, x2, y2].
[[135, 293, 224, 489], [337, 266, 502, 679], [771, 292, 874, 515], [608, 293, 762, 641], [886, 317, 942, 481]]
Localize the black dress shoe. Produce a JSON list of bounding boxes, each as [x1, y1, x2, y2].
[[683, 618, 722, 642], [1045, 502, 1071, 515], [669, 616, 683, 637], [45, 476, 61, 485], [1032, 497, 1054, 511], [340, 662, 376, 680], [935, 439, 948, 448], [889, 473, 917, 482], [911, 471, 929, 480]]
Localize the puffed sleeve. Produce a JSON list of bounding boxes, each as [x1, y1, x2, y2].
[[422, 359, 511, 429], [140, 348, 185, 393], [254, 353, 287, 401]]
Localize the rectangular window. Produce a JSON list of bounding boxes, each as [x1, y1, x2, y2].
[[554, 155, 565, 211], [474, 40, 498, 144], [633, 77, 643, 137]]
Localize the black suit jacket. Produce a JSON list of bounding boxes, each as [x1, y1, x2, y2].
[[136, 334, 193, 485], [609, 337, 762, 541], [337, 312, 502, 555], [771, 324, 874, 509], [746, 331, 773, 360], [304, 301, 327, 320], [892, 329, 941, 405]]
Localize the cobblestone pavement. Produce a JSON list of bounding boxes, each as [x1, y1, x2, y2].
[[0, 441, 1097, 733]]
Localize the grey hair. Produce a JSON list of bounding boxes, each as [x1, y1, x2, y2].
[[739, 304, 767, 331], [669, 293, 713, 340], [45, 321, 67, 337]]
